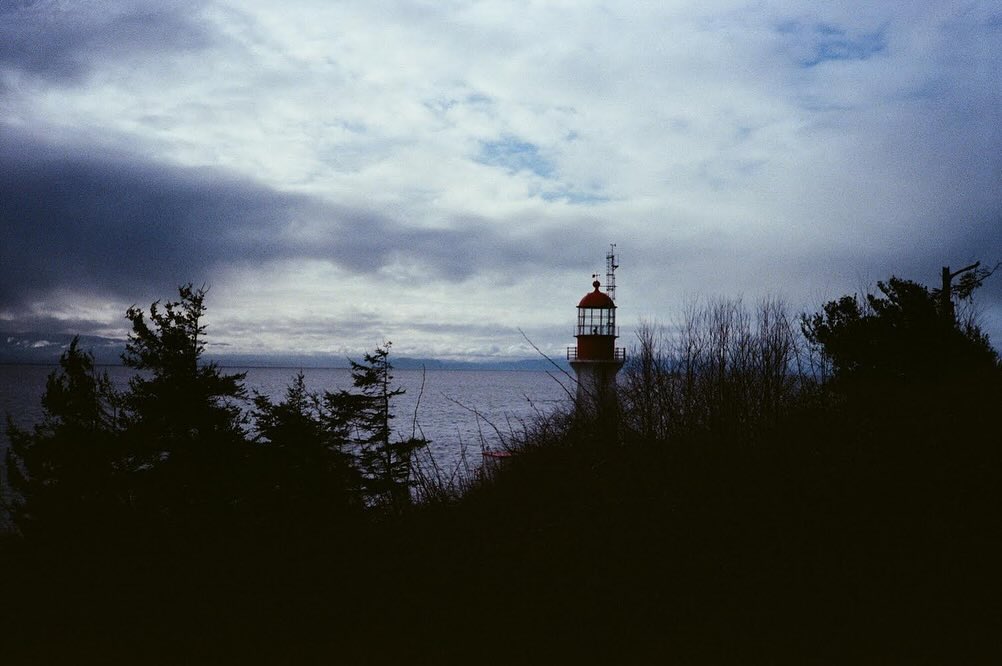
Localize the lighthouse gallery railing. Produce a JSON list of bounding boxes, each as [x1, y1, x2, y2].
[[566, 347, 626, 362]]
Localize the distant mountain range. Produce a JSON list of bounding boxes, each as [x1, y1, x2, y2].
[[0, 331, 569, 372]]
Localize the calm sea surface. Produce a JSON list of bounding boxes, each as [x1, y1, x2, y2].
[[0, 364, 573, 477]]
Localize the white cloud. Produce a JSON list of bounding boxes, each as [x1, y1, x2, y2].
[[2, 1, 1000, 356]]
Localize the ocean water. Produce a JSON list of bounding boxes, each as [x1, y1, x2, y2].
[[243, 366, 572, 471], [0, 364, 574, 477]]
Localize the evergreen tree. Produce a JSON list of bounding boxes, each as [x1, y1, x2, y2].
[[4, 338, 123, 536], [250, 371, 361, 520], [802, 276, 998, 386], [120, 284, 249, 521], [339, 343, 425, 511], [802, 272, 1001, 438]]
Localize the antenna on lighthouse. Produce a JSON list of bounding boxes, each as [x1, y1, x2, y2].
[[605, 243, 619, 301]]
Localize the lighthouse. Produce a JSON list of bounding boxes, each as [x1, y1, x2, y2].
[[567, 246, 626, 408]]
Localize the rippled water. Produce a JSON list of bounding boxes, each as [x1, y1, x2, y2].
[[244, 366, 572, 470]]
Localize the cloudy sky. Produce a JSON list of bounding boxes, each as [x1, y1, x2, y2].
[[2, 1, 1000, 360]]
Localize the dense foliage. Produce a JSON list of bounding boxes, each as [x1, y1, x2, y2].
[[4, 338, 122, 537], [2, 271, 1000, 664], [5, 285, 422, 539], [801, 276, 997, 385]]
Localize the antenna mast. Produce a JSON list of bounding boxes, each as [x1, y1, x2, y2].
[[605, 243, 618, 301]]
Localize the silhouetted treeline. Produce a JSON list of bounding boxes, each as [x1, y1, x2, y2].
[[2, 270, 1000, 664], [4, 285, 423, 541]]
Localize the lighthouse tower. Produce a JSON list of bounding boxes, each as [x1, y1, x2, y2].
[[567, 246, 625, 407]]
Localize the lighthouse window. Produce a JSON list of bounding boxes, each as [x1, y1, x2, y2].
[[577, 307, 615, 336]]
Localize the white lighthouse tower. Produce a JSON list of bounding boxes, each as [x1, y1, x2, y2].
[[567, 245, 625, 408]]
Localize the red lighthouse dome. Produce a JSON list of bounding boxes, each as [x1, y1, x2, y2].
[[578, 280, 615, 309]]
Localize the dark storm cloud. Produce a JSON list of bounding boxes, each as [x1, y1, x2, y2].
[[320, 212, 608, 281], [0, 130, 607, 318], [0, 1, 213, 85], [1, 131, 303, 307]]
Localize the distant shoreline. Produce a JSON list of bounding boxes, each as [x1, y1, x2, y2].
[[2, 332, 571, 371], [0, 359, 569, 372]]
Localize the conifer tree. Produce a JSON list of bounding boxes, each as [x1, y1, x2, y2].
[[4, 338, 123, 536], [340, 342, 425, 511], [251, 371, 361, 519], [802, 275, 998, 385], [802, 270, 1001, 438], [120, 284, 248, 520]]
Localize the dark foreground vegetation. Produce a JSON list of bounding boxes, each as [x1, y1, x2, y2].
[[3, 268, 1001, 665]]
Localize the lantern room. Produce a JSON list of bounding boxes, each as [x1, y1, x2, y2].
[[569, 279, 624, 362]]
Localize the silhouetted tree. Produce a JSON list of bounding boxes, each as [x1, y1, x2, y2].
[[800, 272, 1002, 454], [934, 261, 1000, 324], [4, 338, 123, 536], [340, 342, 425, 511], [120, 284, 249, 521], [802, 276, 998, 387], [250, 371, 362, 520]]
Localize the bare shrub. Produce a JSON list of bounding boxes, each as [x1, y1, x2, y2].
[[621, 297, 814, 442]]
